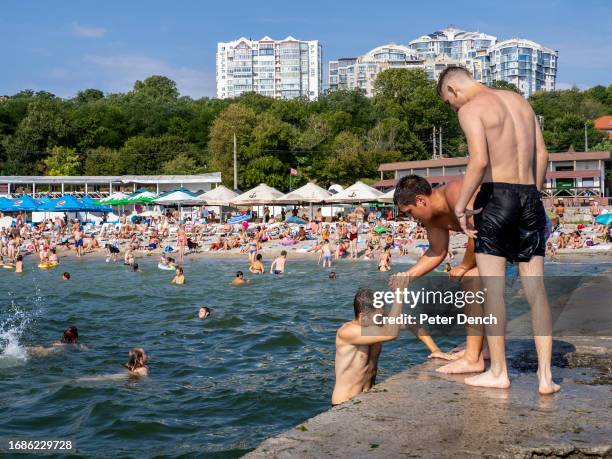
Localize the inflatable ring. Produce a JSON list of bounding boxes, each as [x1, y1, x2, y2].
[[158, 263, 176, 271]]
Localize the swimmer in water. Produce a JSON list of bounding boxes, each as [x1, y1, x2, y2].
[[15, 255, 23, 273], [329, 271, 337, 280], [232, 270, 248, 286], [378, 244, 391, 272], [249, 253, 265, 274], [62, 272, 71, 280], [132, 263, 139, 272], [198, 307, 211, 319], [172, 266, 185, 284], [124, 348, 149, 377], [28, 326, 84, 356], [270, 250, 287, 274]]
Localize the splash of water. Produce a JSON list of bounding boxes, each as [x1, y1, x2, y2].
[[0, 302, 31, 366]]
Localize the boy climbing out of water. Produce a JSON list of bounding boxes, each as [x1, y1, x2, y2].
[[249, 253, 265, 274], [270, 250, 287, 274]]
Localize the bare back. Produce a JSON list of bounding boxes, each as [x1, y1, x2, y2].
[[462, 89, 538, 185], [332, 322, 382, 405]]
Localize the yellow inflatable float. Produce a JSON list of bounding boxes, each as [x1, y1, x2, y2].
[[38, 262, 59, 269]]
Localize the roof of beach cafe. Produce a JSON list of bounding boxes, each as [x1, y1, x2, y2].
[[197, 185, 238, 206], [231, 184, 284, 206], [325, 181, 383, 203], [276, 182, 331, 204], [378, 188, 396, 203]]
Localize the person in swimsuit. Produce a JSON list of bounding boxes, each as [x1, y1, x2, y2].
[[125, 348, 149, 377], [440, 66, 558, 394], [246, 237, 258, 265], [270, 250, 287, 274], [73, 224, 83, 258], [232, 270, 249, 286], [378, 244, 391, 271], [348, 223, 358, 259], [177, 224, 187, 261], [172, 266, 185, 285], [249, 253, 265, 274], [321, 239, 332, 268]]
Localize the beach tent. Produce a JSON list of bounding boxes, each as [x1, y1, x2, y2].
[[197, 185, 238, 206], [231, 184, 284, 206], [6, 195, 41, 212], [378, 189, 396, 204], [153, 188, 203, 206], [276, 182, 331, 204], [325, 181, 383, 203]]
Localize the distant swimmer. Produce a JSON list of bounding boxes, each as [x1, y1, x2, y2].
[[125, 348, 149, 377], [198, 307, 211, 319], [172, 266, 185, 285], [329, 271, 337, 280], [232, 270, 249, 286], [249, 254, 265, 274], [15, 255, 23, 273], [270, 250, 287, 274], [331, 281, 407, 406], [28, 326, 84, 357], [378, 245, 391, 272], [132, 263, 140, 272], [62, 272, 71, 280]]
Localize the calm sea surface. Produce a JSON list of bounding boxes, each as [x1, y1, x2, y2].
[[0, 256, 609, 458]]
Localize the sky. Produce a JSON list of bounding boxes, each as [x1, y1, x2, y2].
[[1, 0, 610, 98]]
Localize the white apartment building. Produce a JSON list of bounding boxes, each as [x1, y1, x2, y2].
[[327, 44, 422, 96], [488, 38, 557, 97], [409, 25, 497, 61], [216, 36, 322, 100]]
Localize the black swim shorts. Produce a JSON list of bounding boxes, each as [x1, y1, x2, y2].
[[473, 182, 546, 262]]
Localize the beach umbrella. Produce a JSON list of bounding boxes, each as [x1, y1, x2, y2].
[[378, 188, 396, 204], [197, 185, 238, 206], [275, 182, 331, 204], [79, 196, 113, 213], [325, 181, 383, 203], [153, 188, 203, 206], [0, 197, 14, 212], [595, 213, 612, 225], [231, 184, 284, 206], [126, 191, 158, 204], [101, 192, 131, 205], [43, 195, 87, 212], [7, 195, 41, 212]]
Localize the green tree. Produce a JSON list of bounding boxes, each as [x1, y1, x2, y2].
[[43, 146, 82, 175], [161, 154, 203, 174], [133, 76, 179, 99], [489, 80, 520, 93], [83, 147, 123, 175]]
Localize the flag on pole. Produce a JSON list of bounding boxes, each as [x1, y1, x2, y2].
[[290, 168, 298, 176]]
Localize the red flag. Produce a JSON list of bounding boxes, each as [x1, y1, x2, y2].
[[290, 168, 298, 176]]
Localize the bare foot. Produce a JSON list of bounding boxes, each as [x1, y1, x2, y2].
[[428, 350, 458, 361], [538, 371, 561, 395], [436, 356, 485, 374], [464, 369, 510, 389]]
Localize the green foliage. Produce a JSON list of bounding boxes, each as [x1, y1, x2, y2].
[[0, 74, 609, 188], [489, 80, 520, 93], [43, 146, 82, 176]]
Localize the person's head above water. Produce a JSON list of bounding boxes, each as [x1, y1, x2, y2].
[[280, 250, 287, 257], [175, 266, 183, 275], [62, 272, 71, 280], [62, 326, 79, 343], [353, 288, 378, 322], [132, 263, 139, 272], [393, 175, 435, 221], [126, 347, 147, 371], [198, 307, 211, 319], [329, 271, 337, 280], [437, 65, 482, 111], [236, 270, 244, 278], [256, 254, 262, 261]]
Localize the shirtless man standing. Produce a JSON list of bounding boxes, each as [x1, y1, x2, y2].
[[438, 66, 559, 394], [393, 175, 485, 374], [73, 224, 83, 258], [332, 279, 407, 406]]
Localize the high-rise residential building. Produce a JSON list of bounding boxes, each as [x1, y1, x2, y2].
[[487, 38, 558, 97], [216, 36, 322, 100], [409, 25, 497, 61], [328, 44, 422, 96]]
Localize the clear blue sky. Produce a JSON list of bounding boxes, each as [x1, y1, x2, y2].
[[1, 0, 610, 98]]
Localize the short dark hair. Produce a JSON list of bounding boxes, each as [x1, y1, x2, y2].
[[62, 326, 78, 343], [393, 175, 432, 206], [437, 65, 472, 96], [353, 288, 377, 319], [256, 254, 262, 260], [280, 250, 287, 256], [236, 270, 243, 277]]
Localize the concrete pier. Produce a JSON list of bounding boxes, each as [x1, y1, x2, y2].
[[246, 272, 612, 458]]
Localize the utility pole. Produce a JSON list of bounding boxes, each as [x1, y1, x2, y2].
[[432, 126, 437, 157], [439, 127, 442, 157], [584, 123, 589, 152], [233, 132, 238, 190]]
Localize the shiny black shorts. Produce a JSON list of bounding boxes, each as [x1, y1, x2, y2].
[[474, 182, 546, 262]]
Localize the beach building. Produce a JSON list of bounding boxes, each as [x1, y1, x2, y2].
[[594, 115, 612, 139], [216, 36, 322, 100], [0, 173, 222, 197], [375, 150, 612, 206]]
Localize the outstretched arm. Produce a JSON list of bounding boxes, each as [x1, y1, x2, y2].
[[455, 107, 488, 237], [395, 226, 449, 280]]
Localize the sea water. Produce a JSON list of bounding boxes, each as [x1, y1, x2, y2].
[[0, 257, 609, 457]]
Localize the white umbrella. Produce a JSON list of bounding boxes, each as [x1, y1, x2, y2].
[[325, 181, 383, 203], [378, 188, 396, 203], [154, 190, 203, 206], [198, 185, 238, 206], [276, 182, 331, 204], [231, 184, 284, 206], [100, 192, 130, 203], [127, 191, 158, 202]]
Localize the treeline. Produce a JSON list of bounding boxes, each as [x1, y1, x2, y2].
[[0, 71, 610, 190]]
